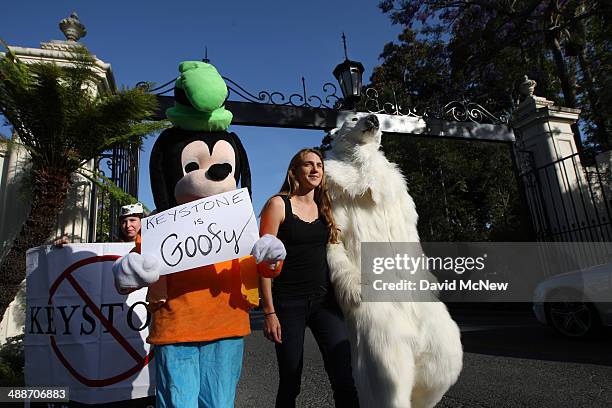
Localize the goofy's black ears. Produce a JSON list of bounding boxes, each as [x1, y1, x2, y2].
[[229, 132, 252, 199], [150, 128, 176, 212]]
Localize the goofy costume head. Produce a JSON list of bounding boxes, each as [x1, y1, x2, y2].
[[113, 61, 284, 407]]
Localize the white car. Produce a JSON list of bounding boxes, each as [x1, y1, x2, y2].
[[533, 262, 612, 338]]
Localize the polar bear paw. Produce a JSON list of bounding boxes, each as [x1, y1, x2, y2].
[[343, 286, 362, 307], [332, 273, 362, 307]]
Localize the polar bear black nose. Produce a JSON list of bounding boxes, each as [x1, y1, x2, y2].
[[207, 163, 232, 181], [365, 114, 379, 130]]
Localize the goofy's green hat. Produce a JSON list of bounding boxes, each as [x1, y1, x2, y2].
[[166, 61, 233, 131]]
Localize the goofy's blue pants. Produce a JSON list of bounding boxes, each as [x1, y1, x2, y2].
[[154, 337, 244, 408]]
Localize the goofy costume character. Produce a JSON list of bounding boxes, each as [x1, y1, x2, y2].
[[113, 61, 285, 408]]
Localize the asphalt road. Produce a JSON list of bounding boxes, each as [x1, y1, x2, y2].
[[236, 310, 612, 408]]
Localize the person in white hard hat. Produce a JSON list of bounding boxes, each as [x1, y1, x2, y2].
[[118, 202, 144, 243], [53, 202, 146, 246]]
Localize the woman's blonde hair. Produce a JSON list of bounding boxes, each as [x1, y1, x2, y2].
[[278, 148, 339, 244]]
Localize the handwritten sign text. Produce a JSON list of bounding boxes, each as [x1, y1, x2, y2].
[[141, 188, 259, 275]]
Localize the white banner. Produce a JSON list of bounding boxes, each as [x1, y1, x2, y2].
[[141, 188, 260, 276], [25, 244, 155, 404]]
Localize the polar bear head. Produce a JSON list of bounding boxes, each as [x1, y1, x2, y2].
[[325, 114, 381, 157]]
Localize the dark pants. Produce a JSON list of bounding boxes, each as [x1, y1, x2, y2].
[[273, 293, 359, 408]]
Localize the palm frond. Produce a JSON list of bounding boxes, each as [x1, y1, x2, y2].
[[0, 46, 161, 172], [89, 120, 170, 158]]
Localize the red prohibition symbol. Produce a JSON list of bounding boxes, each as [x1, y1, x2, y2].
[[47, 255, 154, 387]]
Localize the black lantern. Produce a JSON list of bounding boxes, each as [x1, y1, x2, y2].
[[333, 33, 364, 109]]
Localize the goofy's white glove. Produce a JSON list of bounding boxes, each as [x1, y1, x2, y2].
[[112, 253, 161, 295], [251, 234, 286, 264], [251, 234, 286, 279]]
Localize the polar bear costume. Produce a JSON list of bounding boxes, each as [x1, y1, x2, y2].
[[324, 114, 463, 408]]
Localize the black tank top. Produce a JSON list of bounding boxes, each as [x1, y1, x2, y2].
[[272, 195, 331, 297]]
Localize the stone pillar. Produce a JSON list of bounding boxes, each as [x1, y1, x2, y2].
[[511, 76, 609, 241]]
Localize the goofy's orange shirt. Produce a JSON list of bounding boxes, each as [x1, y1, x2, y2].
[[133, 235, 260, 345]]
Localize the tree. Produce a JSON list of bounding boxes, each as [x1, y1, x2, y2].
[[362, 27, 531, 241], [381, 134, 530, 242], [378, 0, 611, 151], [0, 45, 166, 318]]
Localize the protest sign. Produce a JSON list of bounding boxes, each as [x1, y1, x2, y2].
[[141, 188, 259, 275], [25, 244, 155, 405]]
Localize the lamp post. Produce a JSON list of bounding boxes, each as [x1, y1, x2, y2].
[[333, 33, 364, 110]]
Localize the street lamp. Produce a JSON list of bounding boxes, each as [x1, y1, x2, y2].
[[333, 33, 364, 109]]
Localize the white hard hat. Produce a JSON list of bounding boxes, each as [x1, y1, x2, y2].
[[120, 202, 144, 217]]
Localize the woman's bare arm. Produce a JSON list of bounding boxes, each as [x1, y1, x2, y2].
[[258, 196, 285, 343]]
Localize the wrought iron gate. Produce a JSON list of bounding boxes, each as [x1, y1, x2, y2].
[[516, 150, 612, 242], [88, 143, 140, 242]]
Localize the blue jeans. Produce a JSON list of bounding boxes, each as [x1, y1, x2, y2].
[[154, 338, 244, 408]]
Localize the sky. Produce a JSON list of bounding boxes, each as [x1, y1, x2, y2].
[[3, 1, 403, 215]]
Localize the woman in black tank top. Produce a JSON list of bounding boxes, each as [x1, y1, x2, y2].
[[272, 194, 331, 297], [259, 148, 359, 408]]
